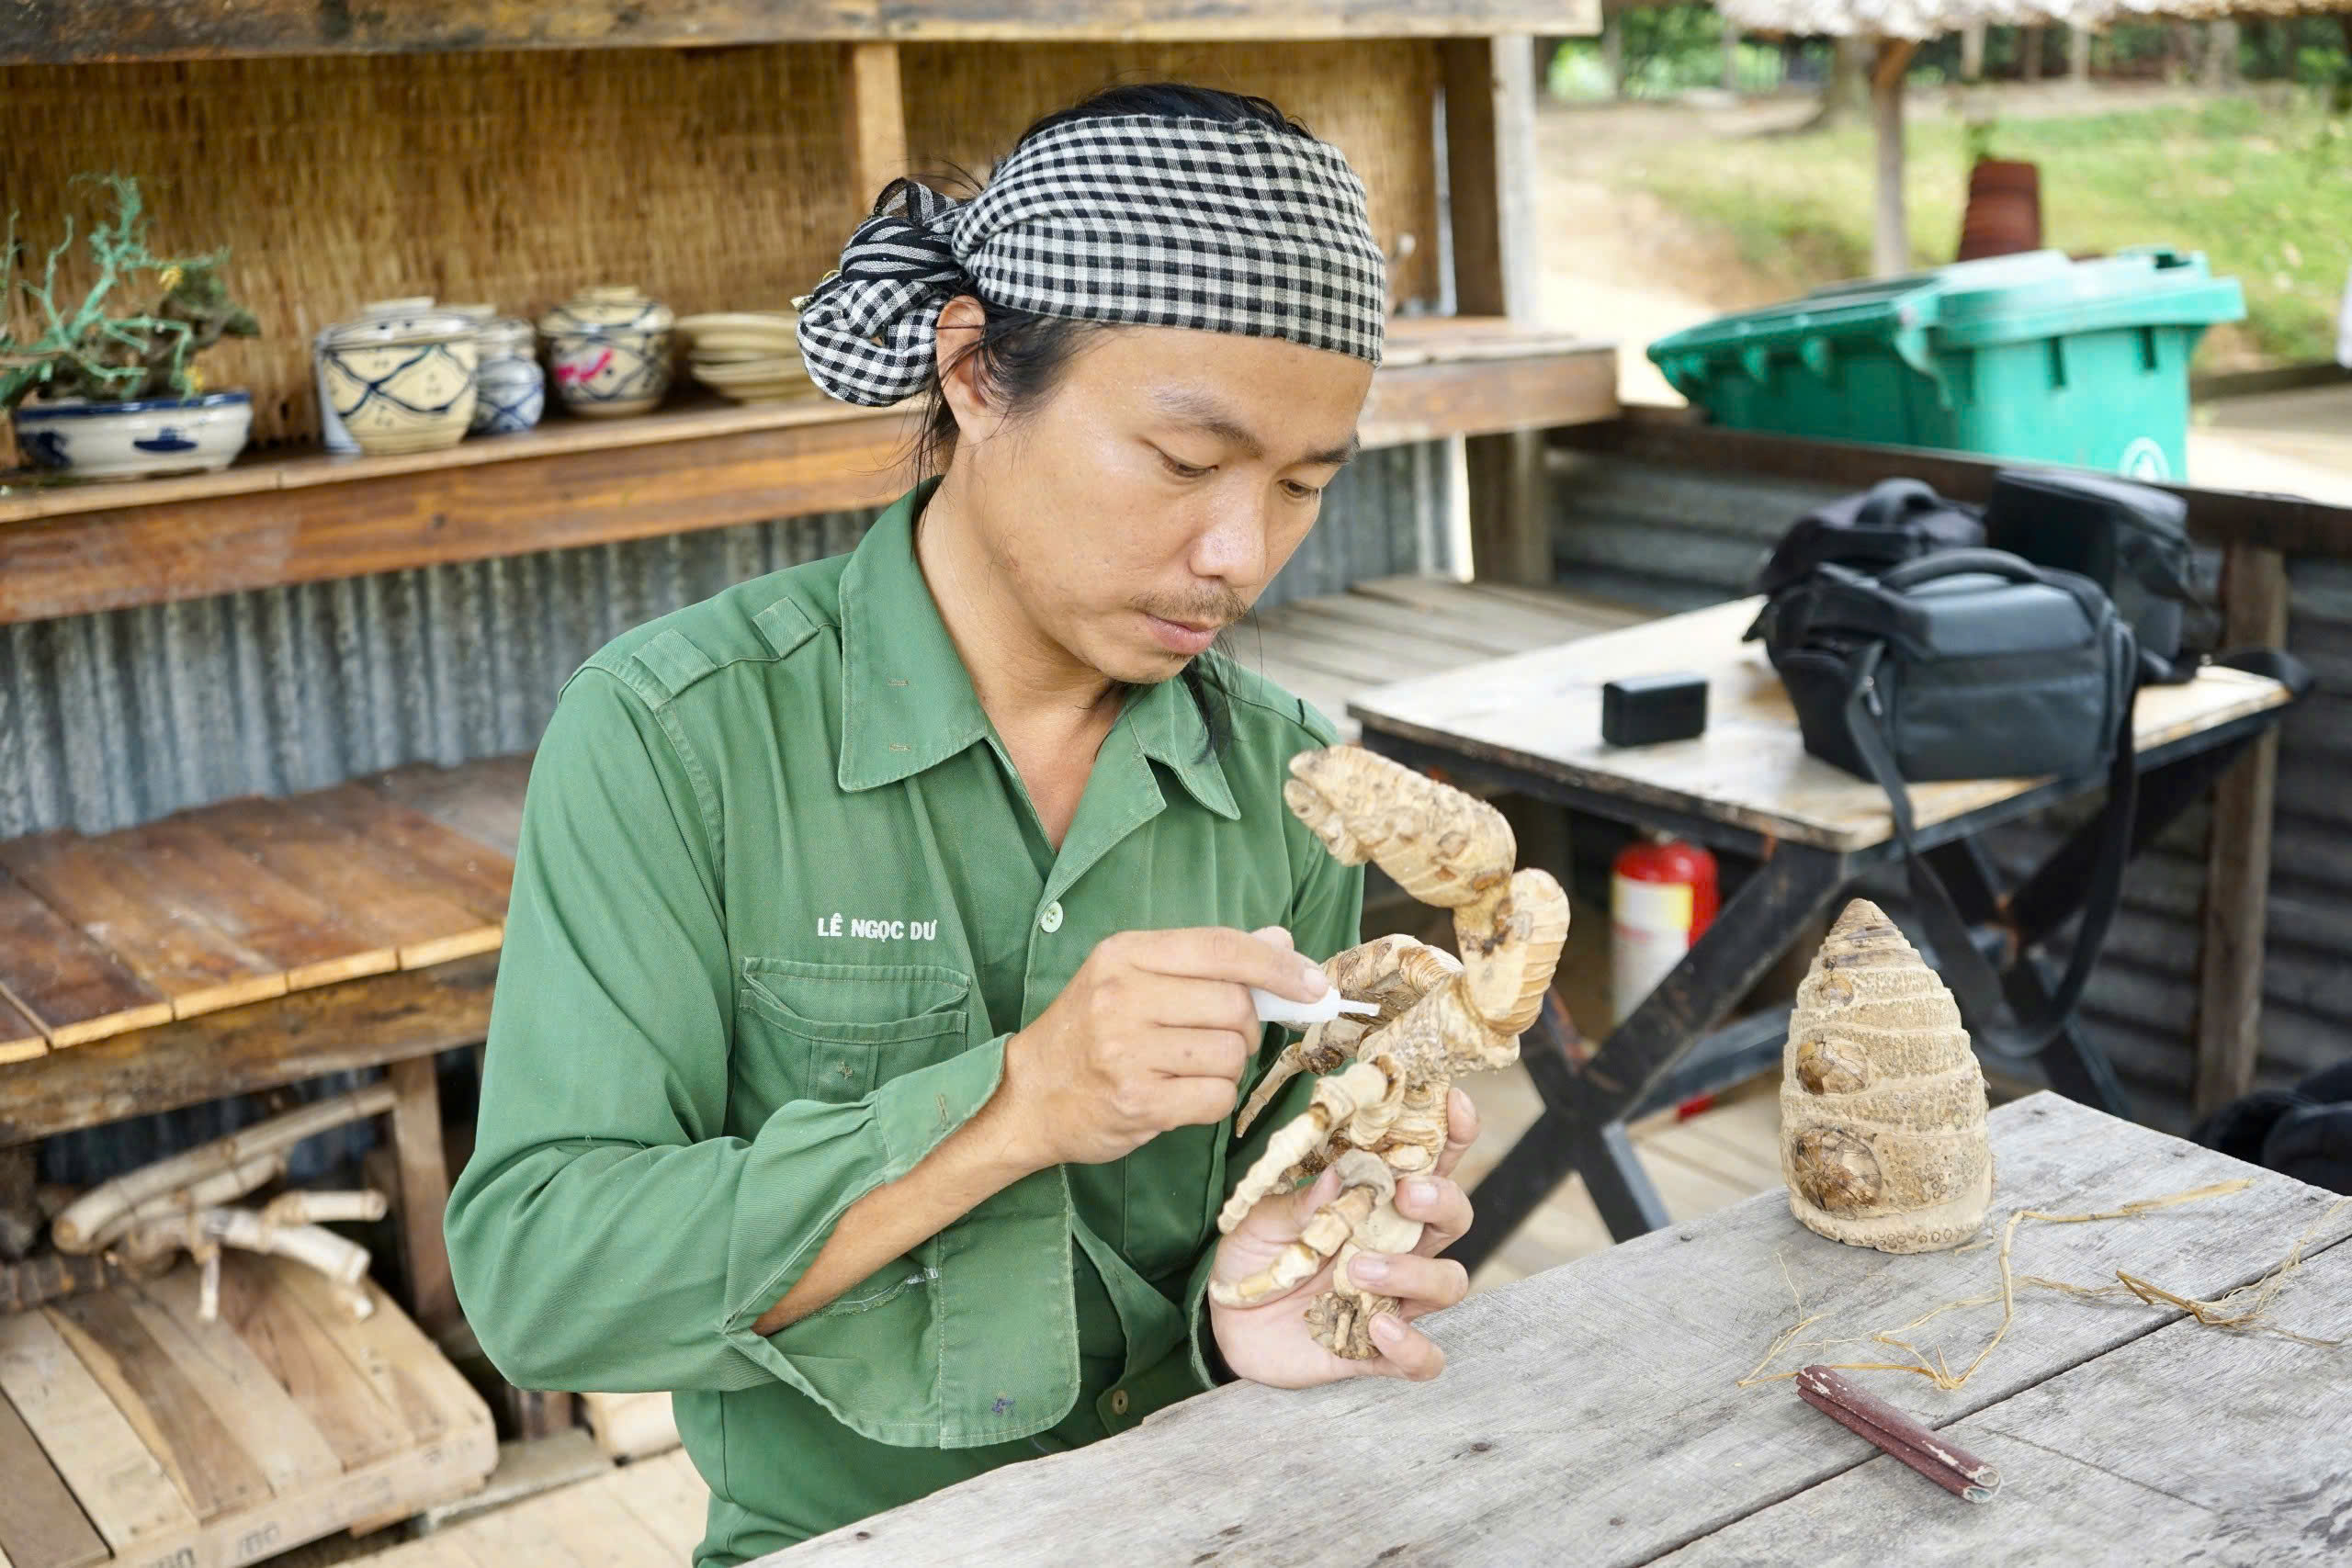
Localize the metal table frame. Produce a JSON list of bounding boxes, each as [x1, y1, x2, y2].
[[1361, 700, 2294, 1270]]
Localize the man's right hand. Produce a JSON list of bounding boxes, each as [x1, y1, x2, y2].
[[997, 926, 1331, 1168]]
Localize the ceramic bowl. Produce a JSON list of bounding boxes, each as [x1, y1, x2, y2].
[[676, 311, 801, 357], [538, 286, 674, 417], [685, 345, 818, 403], [468, 316, 544, 434], [472, 356, 547, 434], [319, 298, 480, 454], [12, 391, 254, 479]]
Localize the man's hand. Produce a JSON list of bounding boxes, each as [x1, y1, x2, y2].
[[996, 925, 1329, 1170], [1207, 1089, 1479, 1387]]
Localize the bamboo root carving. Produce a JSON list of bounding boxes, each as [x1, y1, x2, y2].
[[1210, 745, 1569, 1358], [1781, 899, 1993, 1254]]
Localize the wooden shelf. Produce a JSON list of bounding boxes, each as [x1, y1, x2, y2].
[[3, 1, 1578, 65], [0, 322, 1617, 626]]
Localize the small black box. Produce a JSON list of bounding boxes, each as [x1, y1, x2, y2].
[[1601, 671, 1708, 747]]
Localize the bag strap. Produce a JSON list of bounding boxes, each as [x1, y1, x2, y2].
[[1839, 637, 2143, 1058]]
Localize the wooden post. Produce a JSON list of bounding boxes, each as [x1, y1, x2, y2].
[[1600, 8, 1624, 99], [1870, 38, 1917, 279], [1961, 21, 1985, 82], [841, 41, 906, 209], [2202, 19, 2239, 88], [2193, 542, 2291, 1117], [2068, 26, 2092, 83], [2021, 25, 2043, 83], [385, 1055, 458, 1338], [1442, 35, 1552, 587], [1722, 24, 1741, 93]]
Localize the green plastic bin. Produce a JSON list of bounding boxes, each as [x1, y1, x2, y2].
[[1645, 247, 2244, 481]]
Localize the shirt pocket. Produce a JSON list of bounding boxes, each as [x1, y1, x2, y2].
[[737, 955, 972, 1106]]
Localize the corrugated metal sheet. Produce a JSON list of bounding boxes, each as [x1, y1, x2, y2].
[[6, 442, 1449, 1186], [1, 443, 1446, 841], [1549, 447, 2352, 1134]]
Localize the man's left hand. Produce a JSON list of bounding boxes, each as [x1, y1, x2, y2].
[[1206, 1088, 1478, 1388]]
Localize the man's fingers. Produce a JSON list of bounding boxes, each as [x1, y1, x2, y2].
[[1249, 925, 1295, 953], [1394, 1174, 1474, 1256], [1349, 1251, 1468, 1316], [1363, 1313, 1446, 1381], [1287, 1165, 1343, 1229], [1432, 1088, 1479, 1181], [1163, 1075, 1247, 1129], [1150, 1028, 1253, 1083], [1123, 926, 1329, 1003], [1108, 972, 1263, 1042]]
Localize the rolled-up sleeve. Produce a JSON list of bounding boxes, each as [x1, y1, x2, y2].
[[444, 669, 1004, 1395]]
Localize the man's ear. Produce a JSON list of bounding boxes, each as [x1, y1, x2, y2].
[[933, 294, 989, 435]]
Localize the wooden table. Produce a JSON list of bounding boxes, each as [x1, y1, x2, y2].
[[1346, 597, 2297, 1267], [765, 1094, 2352, 1565]]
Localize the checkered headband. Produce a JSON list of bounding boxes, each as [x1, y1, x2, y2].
[[795, 113, 1388, 407]]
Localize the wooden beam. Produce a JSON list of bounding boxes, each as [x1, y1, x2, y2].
[[1870, 38, 1917, 278], [0, 953, 497, 1149], [1557, 409, 2352, 560], [0, 341, 1617, 626], [841, 41, 907, 212], [1442, 35, 1557, 586], [2193, 540, 2290, 1117], [0, 3, 1581, 64], [388, 1055, 460, 1338]]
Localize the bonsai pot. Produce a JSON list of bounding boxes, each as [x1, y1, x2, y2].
[[11, 390, 254, 480]]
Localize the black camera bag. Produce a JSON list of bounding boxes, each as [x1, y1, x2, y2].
[[1765, 549, 2141, 1055]]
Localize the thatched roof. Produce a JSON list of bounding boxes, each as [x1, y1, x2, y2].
[[1718, 0, 2339, 39]]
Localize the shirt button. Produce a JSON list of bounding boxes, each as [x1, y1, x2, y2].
[[1039, 900, 1064, 933], [1109, 1388, 1129, 1416]]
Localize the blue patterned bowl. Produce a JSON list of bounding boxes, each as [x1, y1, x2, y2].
[[538, 286, 674, 417], [472, 356, 547, 434], [12, 391, 254, 479], [320, 299, 480, 454]]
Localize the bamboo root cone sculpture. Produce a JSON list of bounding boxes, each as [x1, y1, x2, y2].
[[1209, 744, 1569, 1358], [1781, 899, 1993, 1253]]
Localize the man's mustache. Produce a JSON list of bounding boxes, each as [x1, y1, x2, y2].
[[1134, 590, 1250, 630]]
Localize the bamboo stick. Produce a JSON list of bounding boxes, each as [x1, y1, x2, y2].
[[51, 1085, 393, 1252]]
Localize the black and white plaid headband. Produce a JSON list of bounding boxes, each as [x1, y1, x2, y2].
[[794, 113, 1388, 407]]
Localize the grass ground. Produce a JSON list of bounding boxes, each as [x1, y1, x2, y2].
[[1597, 89, 2352, 368]]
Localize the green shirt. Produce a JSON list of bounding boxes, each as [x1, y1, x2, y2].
[[444, 479, 1363, 1564]]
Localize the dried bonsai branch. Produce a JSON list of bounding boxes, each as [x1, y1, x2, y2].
[[1, 174, 259, 412], [1211, 745, 1570, 1358]]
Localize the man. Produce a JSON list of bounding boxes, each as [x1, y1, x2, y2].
[[445, 84, 1481, 1564]]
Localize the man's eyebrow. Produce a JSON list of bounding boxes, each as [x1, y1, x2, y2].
[[1150, 387, 1357, 468]]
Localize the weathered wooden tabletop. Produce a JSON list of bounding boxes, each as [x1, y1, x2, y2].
[[1347, 597, 2292, 852], [766, 1094, 2352, 1567]]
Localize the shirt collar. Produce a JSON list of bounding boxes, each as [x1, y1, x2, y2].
[[835, 480, 1239, 822]]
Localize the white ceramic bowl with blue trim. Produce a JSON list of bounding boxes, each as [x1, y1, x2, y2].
[[319, 298, 479, 455], [12, 390, 254, 480], [468, 316, 545, 434], [538, 286, 674, 417]]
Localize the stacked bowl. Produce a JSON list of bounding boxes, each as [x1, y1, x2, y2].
[[675, 312, 818, 403]]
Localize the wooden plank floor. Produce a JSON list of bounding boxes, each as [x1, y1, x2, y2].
[[1233, 574, 1653, 739], [363, 1448, 709, 1568], [0, 1257, 496, 1568]]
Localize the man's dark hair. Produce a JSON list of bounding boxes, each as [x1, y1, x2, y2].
[[911, 84, 1320, 757]]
